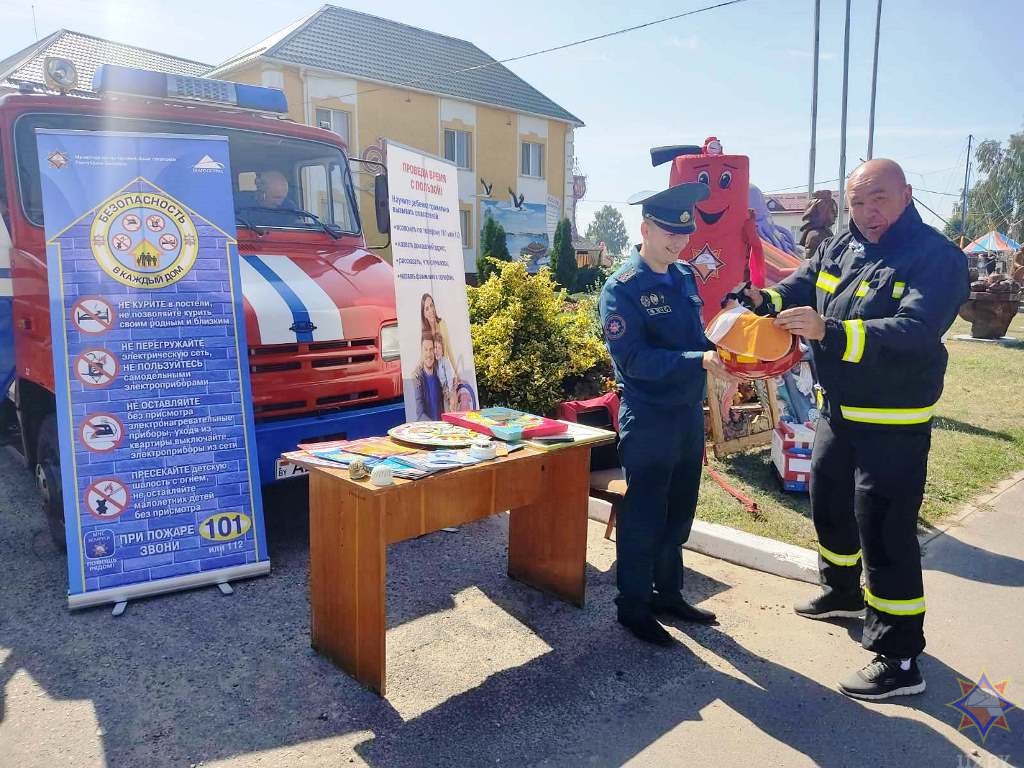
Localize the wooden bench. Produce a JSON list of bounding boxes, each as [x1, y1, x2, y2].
[[589, 467, 626, 540]]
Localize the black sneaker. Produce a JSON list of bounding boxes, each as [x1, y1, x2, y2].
[[617, 612, 674, 647], [793, 589, 865, 620], [839, 655, 926, 700]]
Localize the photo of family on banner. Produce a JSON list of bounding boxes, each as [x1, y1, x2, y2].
[[411, 291, 477, 419], [385, 141, 478, 422]]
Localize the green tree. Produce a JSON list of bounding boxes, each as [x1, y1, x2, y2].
[[573, 263, 610, 294], [492, 223, 511, 262], [943, 128, 1024, 244], [477, 217, 512, 283], [467, 261, 609, 415], [479, 215, 497, 269], [585, 204, 629, 256], [549, 218, 577, 291]]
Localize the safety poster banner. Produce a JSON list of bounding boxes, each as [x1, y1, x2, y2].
[[385, 141, 477, 422], [36, 129, 268, 609]]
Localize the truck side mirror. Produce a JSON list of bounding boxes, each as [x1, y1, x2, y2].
[[374, 175, 390, 234]]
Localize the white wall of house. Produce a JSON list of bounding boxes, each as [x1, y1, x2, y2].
[[564, 129, 575, 221], [516, 113, 548, 206], [304, 74, 359, 154], [260, 67, 284, 90], [439, 99, 477, 273]]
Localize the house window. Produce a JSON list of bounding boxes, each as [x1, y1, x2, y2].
[[460, 208, 472, 248], [444, 129, 472, 170], [315, 108, 351, 148], [521, 141, 544, 178]]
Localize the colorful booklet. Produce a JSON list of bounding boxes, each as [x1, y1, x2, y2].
[[307, 448, 432, 480], [442, 407, 567, 441], [392, 449, 483, 472], [524, 420, 616, 450], [307, 447, 376, 466], [335, 436, 419, 459]]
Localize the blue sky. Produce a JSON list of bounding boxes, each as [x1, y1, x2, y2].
[[3, 0, 1021, 238]]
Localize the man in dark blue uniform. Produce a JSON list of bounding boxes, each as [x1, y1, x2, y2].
[[742, 159, 968, 698], [599, 183, 733, 646]]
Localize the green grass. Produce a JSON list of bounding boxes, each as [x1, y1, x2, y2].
[[695, 314, 1024, 548]]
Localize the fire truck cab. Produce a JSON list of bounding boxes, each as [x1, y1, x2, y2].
[[0, 62, 404, 545]]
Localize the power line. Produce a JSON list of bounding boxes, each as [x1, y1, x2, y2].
[[914, 186, 960, 197], [913, 195, 949, 226], [325, 0, 754, 103], [765, 178, 842, 194]]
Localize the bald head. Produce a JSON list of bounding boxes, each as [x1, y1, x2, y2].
[[846, 159, 912, 243], [849, 158, 907, 188], [258, 170, 290, 208]]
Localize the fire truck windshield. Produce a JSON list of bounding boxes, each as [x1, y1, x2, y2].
[[14, 112, 361, 235]]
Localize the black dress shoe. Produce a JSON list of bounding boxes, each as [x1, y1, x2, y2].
[[617, 613, 674, 647], [651, 596, 717, 624]]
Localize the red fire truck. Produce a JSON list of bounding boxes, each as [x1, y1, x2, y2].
[[0, 61, 405, 545]]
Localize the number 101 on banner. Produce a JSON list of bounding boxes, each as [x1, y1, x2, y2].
[[200, 512, 253, 542]]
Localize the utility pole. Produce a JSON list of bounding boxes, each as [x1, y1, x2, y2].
[[836, 0, 852, 231], [867, 0, 883, 159], [960, 134, 973, 246], [808, 0, 821, 195]]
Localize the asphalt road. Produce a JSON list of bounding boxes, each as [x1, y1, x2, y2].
[[1, 448, 1021, 767]]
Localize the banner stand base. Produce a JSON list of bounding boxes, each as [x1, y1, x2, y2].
[[69, 562, 270, 611]]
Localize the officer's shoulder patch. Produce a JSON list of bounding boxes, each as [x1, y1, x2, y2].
[[616, 266, 638, 283], [673, 261, 696, 279], [604, 313, 627, 340]]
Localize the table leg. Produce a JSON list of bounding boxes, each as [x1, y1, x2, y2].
[[507, 446, 590, 606], [309, 473, 387, 694]]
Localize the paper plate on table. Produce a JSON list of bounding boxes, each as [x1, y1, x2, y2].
[[388, 421, 481, 447]]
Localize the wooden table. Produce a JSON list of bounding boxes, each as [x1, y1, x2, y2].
[[302, 437, 611, 695]]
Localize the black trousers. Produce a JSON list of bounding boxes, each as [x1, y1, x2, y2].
[[615, 400, 704, 618], [810, 416, 930, 658]]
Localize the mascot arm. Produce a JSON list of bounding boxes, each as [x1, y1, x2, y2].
[[744, 211, 767, 288], [755, 240, 827, 315]]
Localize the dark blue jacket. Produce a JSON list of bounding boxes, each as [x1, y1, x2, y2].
[[758, 204, 968, 430], [599, 246, 714, 408]]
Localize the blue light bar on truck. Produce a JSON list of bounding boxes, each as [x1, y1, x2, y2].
[[92, 65, 289, 113]]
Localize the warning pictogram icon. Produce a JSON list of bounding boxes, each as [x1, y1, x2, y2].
[[80, 413, 125, 453], [75, 349, 119, 388], [84, 478, 130, 519], [71, 297, 116, 335]]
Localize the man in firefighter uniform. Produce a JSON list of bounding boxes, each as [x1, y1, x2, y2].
[[743, 159, 968, 698], [599, 183, 733, 647]]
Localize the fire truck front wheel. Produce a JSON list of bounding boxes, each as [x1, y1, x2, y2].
[[35, 415, 66, 551]]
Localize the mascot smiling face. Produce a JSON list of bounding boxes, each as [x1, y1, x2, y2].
[[655, 138, 757, 312]]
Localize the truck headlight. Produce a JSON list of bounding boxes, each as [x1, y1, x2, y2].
[[380, 324, 401, 361]]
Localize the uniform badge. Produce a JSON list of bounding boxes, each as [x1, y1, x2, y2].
[[616, 266, 637, 283], [604, 314, 626, 340], [640, 295, 651, 307], [687, 244, 725, 283], [679, 211, 691, 224], [650, 293, 660, 306]]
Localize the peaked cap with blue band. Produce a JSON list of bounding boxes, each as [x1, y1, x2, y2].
[[627, 182, 710, 235]]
